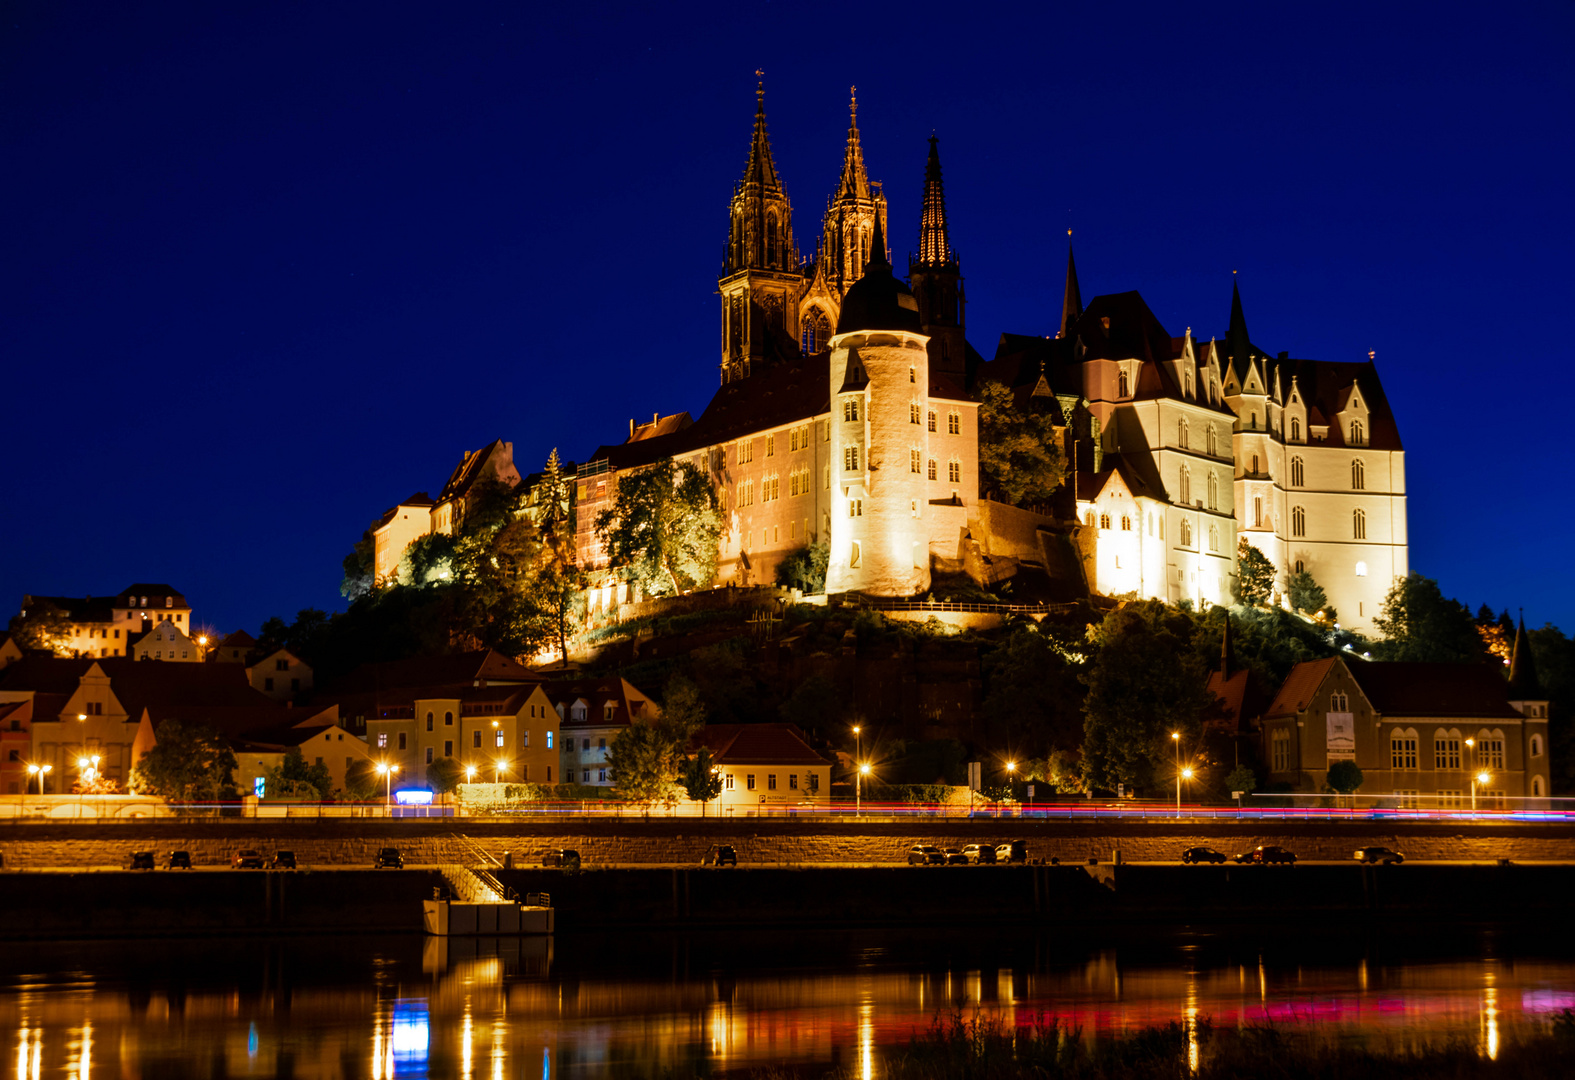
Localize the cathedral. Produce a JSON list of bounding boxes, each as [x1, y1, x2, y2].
[[374, 83, 1408, 636]]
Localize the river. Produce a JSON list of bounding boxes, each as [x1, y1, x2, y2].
[[2, 927, 1571, 1077]]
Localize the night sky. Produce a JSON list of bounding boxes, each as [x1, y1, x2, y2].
[[4, 2, 1572, 637]]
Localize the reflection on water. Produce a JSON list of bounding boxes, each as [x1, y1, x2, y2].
[[1, 928, 1573, 1077]]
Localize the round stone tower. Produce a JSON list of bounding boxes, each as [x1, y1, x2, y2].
[[826, 226, 933, 597]]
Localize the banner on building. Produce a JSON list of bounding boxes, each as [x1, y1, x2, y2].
[[1326, 712, 1356, 760]]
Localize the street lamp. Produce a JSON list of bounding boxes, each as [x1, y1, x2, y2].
[[857, 762, 871, 817], [495, 759, 508, 784], [464, 765, 478, 784], [26, 763, 52, 796], [1172, 733, 1183, 817], [1472, 770, 1492, 817], [1179, 767, 1194, 817], [376, 761, 399, 805]]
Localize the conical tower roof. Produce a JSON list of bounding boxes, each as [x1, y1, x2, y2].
[[740, 80, 782, 193], [1059, 238, 1082, 338], [835, 88, 869, 201], [914, 135, 954, 267], [1508, 613, 1544, 699]]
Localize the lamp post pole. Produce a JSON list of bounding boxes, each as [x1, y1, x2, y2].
[[858, 763, 870, 817], [1172, 732, 1182, 818], [1472, 771, 1492, 817], [852, 725, 862, 817]]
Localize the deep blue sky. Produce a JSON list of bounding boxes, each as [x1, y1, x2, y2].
[[3, 2, 1572, 636]]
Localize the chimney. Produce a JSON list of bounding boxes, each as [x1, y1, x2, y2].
[[629, 419, 635, 438], [653, 412, 659, 425]]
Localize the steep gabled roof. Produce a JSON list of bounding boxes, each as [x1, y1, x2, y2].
[[1507, 616, 1543, 700], [115, 585, 189, 607], [1263, 657, 1339, 718], [323, 650, 539, 695], [0, 657, 101, 695], [1265, 358, 1403, 451], [691, 723, 830, 766], [436, 439, 517, 505], [1348, 662, 1523, 720]]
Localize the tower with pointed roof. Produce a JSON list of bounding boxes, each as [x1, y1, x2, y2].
[[1506, 612, 1552, 803], [797, 90, 887, 356], [909, 136, 967, 376], [1058, 241, 1082, 340], [719, 81, 805, 384]]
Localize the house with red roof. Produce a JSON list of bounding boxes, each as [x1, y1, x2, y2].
[[691, 723, 831, 813]]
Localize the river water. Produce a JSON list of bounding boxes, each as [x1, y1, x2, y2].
[[2, 927, 1572, 1078]]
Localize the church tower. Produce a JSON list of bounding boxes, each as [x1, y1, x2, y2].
[[798, 89, 886, 355], [719, 81, 804, 384], [908, 136, 966, 377]]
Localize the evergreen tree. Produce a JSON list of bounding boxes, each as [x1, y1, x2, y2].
[[976, 380, 1066, 507], [776, 541, 830, 594], [594, 457, 722, 596], [1236, 538, 1276, 606], [1287, 569, 1330, 617]]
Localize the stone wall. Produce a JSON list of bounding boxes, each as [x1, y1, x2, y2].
[[3, 816, 1574, 870]]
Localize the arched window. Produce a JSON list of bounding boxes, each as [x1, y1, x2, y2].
[[1179, 466, 1191, 505], [766, 215, 778, 266], [1390, 729, 1418, 770], [1350, 419, 1364, 445], [1253, 496, 1263, 527], [910, 403, 921, 424], [1531, 734, 1544, 758], [1206, 425, 1217, 456], [1533, 775, 1546, 797], [928, 459, 937, 480], [927, 410, 936, 432], [1100, 512, 1111, 530], [1292, 505, 1306, 537], [1290, 456, 1304, 487], [1207, 471, 1218, 510], [1085, 511, 1095, 527], [1121, 515, 1131, 531], [445, 711, 453, 726], [1178, 418, 1189, 449], [948, 460, 961, 483], [1351, 459, 1365, 490], [1353, 508, 1367, 540], [1208, 524, 1219, 551], [1180, 519, 1193, 547], [1118, 370, 1129, 397], [910, 449, 921, 473], [1290, 417, 1301, 442]]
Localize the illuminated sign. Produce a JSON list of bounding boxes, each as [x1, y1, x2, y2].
[[1327, 713, 1355, 759], [254, 777, 266, 798], [394, 789, 434, 806]]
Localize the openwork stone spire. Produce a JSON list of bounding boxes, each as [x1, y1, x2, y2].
[[914, 136, 955, 268], [835, 87, 870, 201]]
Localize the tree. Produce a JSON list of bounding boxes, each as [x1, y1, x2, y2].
[[680, 747, 724, 815], [1225, 765, 1257, 797], [1326, 759, 1364, 800], [981, 623, 1086, 757], [343, 758, 380, 800], [427, 757, 464, 795], [524, 562, 585, 667], [263, 747, 333, 801], [7, 600, 72, 654], [776, 541, 831, 594], [1236, 539, 1276, 606], [595, 457, 722, 596], [606, 674, 706, 809], [1372, 573, 1485, 663], [132, 720, 239, 803], [1081, 601, 1216, 793], [976, 380, 1066, 507], [341, 522, 378, 600], [1286, 569, 1330, 617]]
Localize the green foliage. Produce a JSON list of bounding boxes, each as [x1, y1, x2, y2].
[[263, 747, 332, 801], [1236, 539, 1276, 606], [607, 674, 707, 805], [776, 541, 831, 594], [778, 674, 844, 734], [400, 532, 461, 588], [1225, 765, 1257, 796], [1080, 601, 1216, 794], [1371, 573, 1485, 663], [524, 561, 585, 666], [133, 720, 239, 803], [680, 746, 724, 811], [426, 756, 464, 795], [594, 456, 722, 596], [976, 379, 1067, 506], [7, 600, 72, 653], [981, 623, 1087, 756], [340, 523, 378, 600], [1286, 569, 1330, 617], [1326, 759, 1364, 794], [879, 739, 970, 786], [343, 758, 380, 800]]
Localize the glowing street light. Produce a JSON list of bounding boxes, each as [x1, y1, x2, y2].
[[857, 762, 871, 817], [1172, 733, 1184, 817], [464, 765, 478, 783], [26, 763, 52, 795], [1472, 770, 1493, 817], [494, 759, 508, 784], [375, 761, 400, 805], [1006, 761, 1017, 774]]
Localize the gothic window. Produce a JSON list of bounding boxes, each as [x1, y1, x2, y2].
[[1185, 371, 1194, 397], [843, 398, 860, 422], [1121, 515, 1131, 531], [909, 366, 916, 384], [1353, 508, 1366, 540], [948, 460, 961, 483], [789, 428, 799, 452], [910, 403, 920, 424], [928, 410, 937, 432], [1350, 419, 1364, 446], [1292, 505, 1306, 537], [1207, 471, 1218, 511], [1391, 732, 1418, 771], [1100, 512, 1111, 530], [1179, 466, 1191, 506], [848, 499, 863, 518], [766, 434, 775, 457], [1294, 559, 1304, 573], [1118, 370, 1129, 398], [1351, 459, 1365, 490], [789, 472, 799, 498], [843, 446, 860, 471], [910, 449, 921, 473], [928, 459, 937, 480], [1251, 453, 1259, 474], [1253, 497, 1263, 528], [1290, 456, 1304, 487], [1178, 418, 1189, 449], [1206, 425, 1217, 456], [766, 215, 777, 267], [948, 412, 960, 435], [1290, 417, 1301, 442], [1209, 524, 1219, 552], [1085, 511, 1096, 527], [1180, 519, 1193, 547]]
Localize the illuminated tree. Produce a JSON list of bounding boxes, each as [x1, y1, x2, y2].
[[976, 380, 1066, 507], [1236, 538, 1276, 606], [263, 747, 332, 800], [1372, 573, 1483, 663], [132, 720, 239, 804], [680, 747, 724, 816], [1286, 568, 1330, 617], [7, 600, 72, 654], [776, 541, 830, 594], [343, 759, 380, 800], [594, 457, 722, 596]]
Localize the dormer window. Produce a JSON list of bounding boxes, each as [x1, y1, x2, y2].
[[1290, 417, 1301, 442], [1118, 370, 1129, 398], [1350, 419, 1364, 446], [1100, 316, 1110, 330]]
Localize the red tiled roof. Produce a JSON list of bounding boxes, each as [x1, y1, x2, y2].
[[324, 650, 539, 695], [1263, 657, 1339, 718], [691, 723, 830, 766]]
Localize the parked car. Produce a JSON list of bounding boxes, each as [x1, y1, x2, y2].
[[165, 850, 192, 870], [943, 848, 969, 865], [1355, 846, 1405, 865], [1235, 845, 1297, 865], [907, 844, 946, 865], [373, 847, 404, 869], [995, 841, 1029, 864], [961, 843, 997, 865], [1181, 846, 1229, 864], [271, 850, 297, 870], [130, 851, 155, 870], [231, 849, 266, 870], [541, 849, 581, 869], [701, 844, 737, 867]]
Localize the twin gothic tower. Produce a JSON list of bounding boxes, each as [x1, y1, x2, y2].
[[718, 84, 965, 384]]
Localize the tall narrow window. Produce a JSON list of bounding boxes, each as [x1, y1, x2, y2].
[[927, 410, 936, 432], [1292, 505, 1306, 537], [1290, 456, 1304, 487], [909, 366, 916, 384], [1100, 512, 1112, 530], [1118, 370, 1129, 397], [1352, 459, 1365, 490], [1179, 467, 1191, 506], [1206, 425, 1217, 456], [1353, 508, 1366, 540], [948, 460, 961, 483], [1350, 419, 1364, 445], [910, 403, 921, 424], [1291, 417, 1301, 442], [1207, 471, 1218, 511], [927, 459, 937, 480], [1180, 519, 1193, 547], [1209, 524, 1219, 552], [948, 412, 960, 435], [1178, 418, 1189, 449], [843, 446, 860, 471], [1253, 497, 1262, 527], [910, 449, 921, 473]]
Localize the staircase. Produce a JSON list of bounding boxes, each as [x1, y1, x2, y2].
[[439, 864, 507, 903]]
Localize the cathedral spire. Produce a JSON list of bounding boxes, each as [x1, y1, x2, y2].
[[835, 87, 870, 201], [1226, 276, 1252, 364], [741, 77, 781, 192], [1508, 612, 1544, 699], [868, 202, 888, 268], [914, 135, 955, 267], [1059, 237, 1082, 338]]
